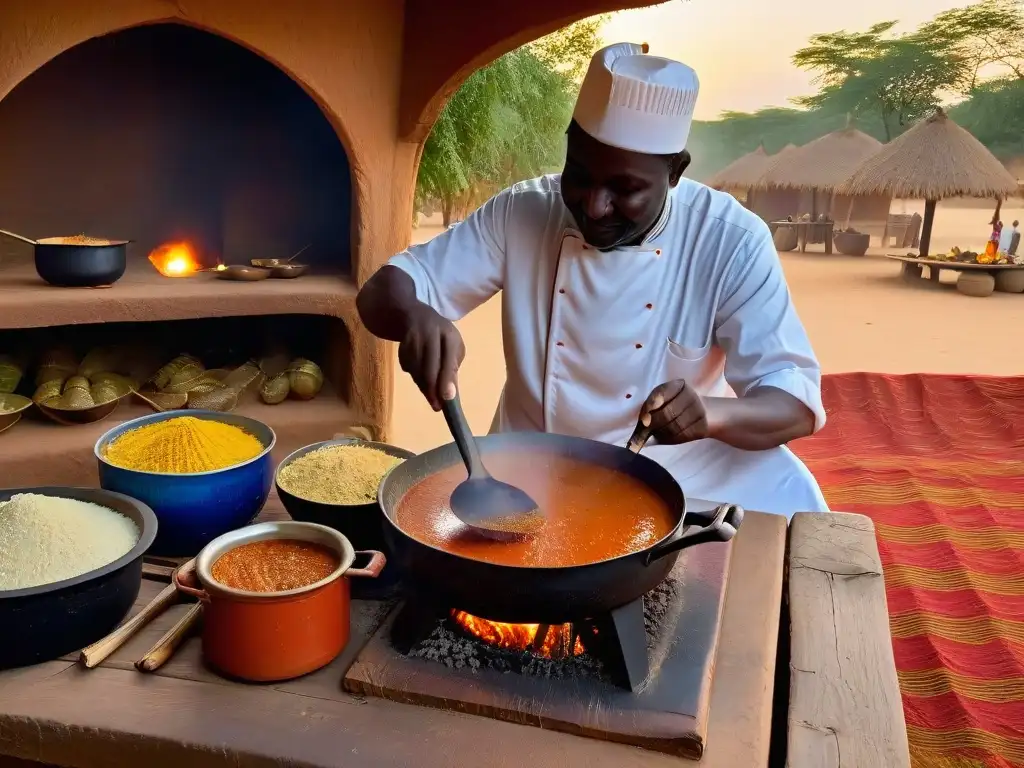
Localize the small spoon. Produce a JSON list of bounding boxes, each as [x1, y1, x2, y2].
[[440, 393, 543, 541]]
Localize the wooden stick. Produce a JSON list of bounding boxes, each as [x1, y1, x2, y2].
[[135, 603, 203, 673], [79, 582, 180, 668], [142, 562, 175, 582]]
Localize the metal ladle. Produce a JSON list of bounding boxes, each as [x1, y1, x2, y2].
[[440, 393, 543, 541]]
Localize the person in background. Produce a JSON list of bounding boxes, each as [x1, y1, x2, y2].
[[357, 43, 828, 518], [1006, 220, 1020, 255], [999, 219, 1016, 253]]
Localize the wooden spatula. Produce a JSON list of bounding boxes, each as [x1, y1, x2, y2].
[[440, 394, 543, 541]]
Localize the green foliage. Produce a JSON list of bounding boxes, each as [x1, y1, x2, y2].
[[794, 28, 966, 140], [918, 0, 1024, 89], [530, 15, 609, 82], [691, 1, 1024, 182], [950, 77, 1024, 156], [416, 18, 606, 223]]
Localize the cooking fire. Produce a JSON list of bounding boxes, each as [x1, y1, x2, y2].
[[148, 241, 204, 277], [450, 611, 585, 659]]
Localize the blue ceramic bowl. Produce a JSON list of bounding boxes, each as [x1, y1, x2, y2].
[[95, 410, 276, 557]]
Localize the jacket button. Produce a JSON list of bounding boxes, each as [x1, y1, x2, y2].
[[645, 303, 653, 310], [556, 341, 565, 347], [558, 288, 566, 294], [625, 393, 633, 399], [635, 343, 643, 349]]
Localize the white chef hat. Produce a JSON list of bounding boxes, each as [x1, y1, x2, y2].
[[572, 42, 699, 155]]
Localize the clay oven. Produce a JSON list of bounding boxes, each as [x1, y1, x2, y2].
[[0, 0, 657, 486]]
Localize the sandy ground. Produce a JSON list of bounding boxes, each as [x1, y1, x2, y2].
[[388, 200, 1023, 453]]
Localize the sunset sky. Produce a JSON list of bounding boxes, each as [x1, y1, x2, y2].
[[604, 0, 973, 120]]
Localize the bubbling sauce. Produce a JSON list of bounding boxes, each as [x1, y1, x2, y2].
[[393, 451, 677, 567]]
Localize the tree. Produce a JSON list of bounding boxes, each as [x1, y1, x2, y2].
[[793, 25, 966, 140], [792, 21, 899, 89], [918, 0, 1024, 90], [530, 14, 609, 82], [951, 77, 1024, 156], [416, 17, 607, 225]]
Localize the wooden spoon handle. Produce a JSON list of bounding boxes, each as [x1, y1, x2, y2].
[[0, 229, 37, 246], [134, 603, 203, 673], [79, 582, 179, 668]]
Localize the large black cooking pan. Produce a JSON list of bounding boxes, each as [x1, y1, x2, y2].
[[379, 432, 743, 624], [0, 487, 157, 669], [0, 229, 128, 287]]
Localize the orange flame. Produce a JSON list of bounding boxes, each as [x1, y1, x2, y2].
[[148, 241, 202, 277], [450, 611, 585, 658]]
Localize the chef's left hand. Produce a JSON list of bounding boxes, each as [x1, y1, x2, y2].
[[636, 379, 714, 446]]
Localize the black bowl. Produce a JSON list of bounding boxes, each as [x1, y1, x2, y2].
[[0, 486, 157, 669], [34, 242, 128, 287], [276, 438, 414, 597]]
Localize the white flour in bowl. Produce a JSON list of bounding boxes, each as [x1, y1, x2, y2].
[[0, 493, 140, 591]]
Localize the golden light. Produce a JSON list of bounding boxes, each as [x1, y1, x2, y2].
[[148, 241, 201, 277]]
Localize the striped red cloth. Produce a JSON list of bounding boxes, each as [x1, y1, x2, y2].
[[791, 373, 1024, 768]]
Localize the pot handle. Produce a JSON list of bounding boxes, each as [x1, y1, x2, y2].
[[347, 550, 387, 579], [172, 560, 211, 603], [644, 503, 745, 565]]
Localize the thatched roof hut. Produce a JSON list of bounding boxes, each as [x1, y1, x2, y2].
[[708, 146, 773, 192], [755, 127, 889, 234], [839, 109, 1018, 256], [757, 127, 882, 192]]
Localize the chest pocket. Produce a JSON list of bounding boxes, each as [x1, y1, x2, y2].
[[664, 338, 727, 395]]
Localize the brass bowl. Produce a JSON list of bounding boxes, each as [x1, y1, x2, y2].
[[217, 265, 271, 282], [269, 263, 308, 279], [250, 258, 284, 268], [36, 396, 123, 426], [0, 394, 33, 435]]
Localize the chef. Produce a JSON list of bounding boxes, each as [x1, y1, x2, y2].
[[357, 43, 828, 518]]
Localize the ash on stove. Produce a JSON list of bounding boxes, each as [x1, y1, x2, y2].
[[644, 572, 681, 649], [407, 573, 681, 680]]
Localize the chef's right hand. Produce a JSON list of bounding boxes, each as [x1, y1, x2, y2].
[[398, 305, 465, 412]]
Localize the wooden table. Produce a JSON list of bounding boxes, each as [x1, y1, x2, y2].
[[0, 505, 908, 768], [886, 253, 1024, 282]]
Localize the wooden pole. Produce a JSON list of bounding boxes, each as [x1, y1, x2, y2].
[[919, 199, 938, 258], [843, 196, 855, 230]]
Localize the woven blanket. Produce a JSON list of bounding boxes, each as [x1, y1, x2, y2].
[[792, 373, 1024, 768]]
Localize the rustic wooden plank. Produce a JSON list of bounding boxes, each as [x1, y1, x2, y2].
[[785, 512, 910, 768], [700, 510, 786, 768]]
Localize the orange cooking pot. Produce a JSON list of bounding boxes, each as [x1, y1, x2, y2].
[[174, 520, 385, 682]]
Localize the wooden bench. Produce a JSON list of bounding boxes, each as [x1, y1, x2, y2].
[[785, 513, 910, 768]]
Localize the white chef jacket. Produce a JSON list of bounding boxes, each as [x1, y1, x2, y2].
[[389, 175, 828, 518]]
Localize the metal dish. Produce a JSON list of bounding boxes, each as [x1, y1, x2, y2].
[[0, 486, 158, 669], [217, 265, 270, 282], [378, 432, 742, 624], [268, 263, 308, 279], [95, 410, 276, 557], [0, 394, 32, 435]]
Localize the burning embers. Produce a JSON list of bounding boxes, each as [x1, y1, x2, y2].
[[450, 611, 585, 659]]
